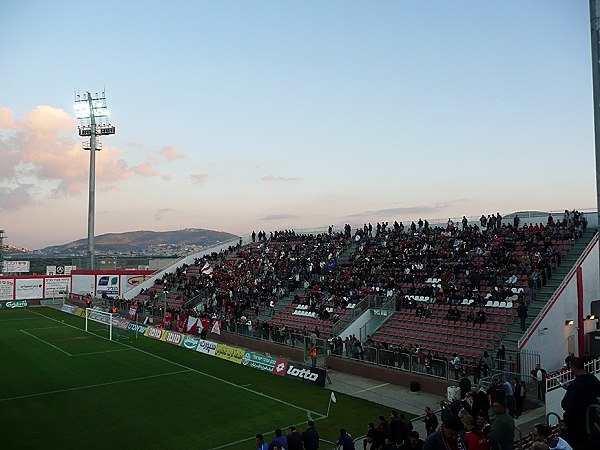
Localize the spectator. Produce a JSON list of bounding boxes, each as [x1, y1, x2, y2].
[[256, 434, 269, 450], [561, 356, 600, 449], [399, 431, 424, 450], [301, 420, 320, 450], [462, 414, 488, 450], [531, 363, 548, 402], [286, 426, 302, 450], [269, 428, 288, 450], [532, 423, 572, 450], [336, 428, 355, 450], [423, 407, 439, 436], [487, 400, 515, 450], [422, 415, 465, 450]]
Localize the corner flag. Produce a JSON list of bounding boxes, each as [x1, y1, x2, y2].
[[330, 391, 337, 403]]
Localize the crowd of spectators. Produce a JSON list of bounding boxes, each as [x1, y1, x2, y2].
[[117, 210, 587, 365]]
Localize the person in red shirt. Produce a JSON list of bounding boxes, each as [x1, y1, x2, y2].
[[462, 415, 488, 450]]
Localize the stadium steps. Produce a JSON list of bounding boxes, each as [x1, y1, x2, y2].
[[501, 229, 597, 354]]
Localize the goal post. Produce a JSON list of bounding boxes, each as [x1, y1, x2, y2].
[[85, 308, 113, 341]]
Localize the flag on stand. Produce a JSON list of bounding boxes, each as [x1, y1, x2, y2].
[[211, 320, 221, 335], [201, 262, 213, 276], [330, 391, 337, 403]]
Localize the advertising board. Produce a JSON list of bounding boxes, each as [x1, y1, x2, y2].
[[0, 279, 14, 301], [15, 278, 43, 299]]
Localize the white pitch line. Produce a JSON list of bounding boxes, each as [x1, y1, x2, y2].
[[20, 329, 73, 356], [0, 317, 47, 322], [21, 326, 71, 331], [28, 309, 324, 420], [73, 348, 133, 357], [0, 369, 192, 402], [351, 382, 390, 395]]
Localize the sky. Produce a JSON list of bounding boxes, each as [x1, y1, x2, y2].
[[0, 1, 596, 249]]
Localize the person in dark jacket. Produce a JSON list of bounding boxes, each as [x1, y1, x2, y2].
[[423, 415, 465, 450], [390, 410, 404, 443], [561, 357, 600, 449], [336, 428, 355, 450], [286, 426, 302, 450], [301, 420, 320, 450], [423, 407, 439, 436]]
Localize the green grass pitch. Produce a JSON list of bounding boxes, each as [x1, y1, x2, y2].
[[0, 307, 409, 449]]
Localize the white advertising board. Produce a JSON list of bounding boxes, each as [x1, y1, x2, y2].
[[15, 278, 43, 299], [120, 274, 150, 294], [0, 278, 15, 301], [96, 274, 120, 297], [44, 277, 70, 297], [2, 261, 30, 273], [71, 274, 95, 296]]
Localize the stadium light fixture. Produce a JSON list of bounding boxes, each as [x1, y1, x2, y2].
[[74, 90, 115, 270], [565, 319, 574, 326]]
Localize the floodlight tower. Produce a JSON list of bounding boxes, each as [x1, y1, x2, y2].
[[74, 91, 115, 270], [0, 230, 5, 275]]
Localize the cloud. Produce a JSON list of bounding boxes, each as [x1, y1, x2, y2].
[[154, 208, 173, 220], [0, 185, 36, 210], [261, 175, 301, 182], [346, 206, 439, 218], [125, 141, 143, 148], [0, 106, 166, 210], [346, 200, 471, 219], [191, 173, 208, 184], [132, 154, 159, 177], [0, 107, 15, 129], [261, 213, 299, 220], [160, 146, 184, 161]]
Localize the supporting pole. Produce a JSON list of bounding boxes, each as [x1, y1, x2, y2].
[[86, 92, 96, 270], [590, 1, 600, 284]]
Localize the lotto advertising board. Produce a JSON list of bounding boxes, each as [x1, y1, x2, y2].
[[279, 361, 327, 387]]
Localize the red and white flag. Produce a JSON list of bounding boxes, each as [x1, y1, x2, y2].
[[128, 304, 138, 320], [201, 262, 213, 276], [211, 320, 221, 335], [186, 316, 199, 334]]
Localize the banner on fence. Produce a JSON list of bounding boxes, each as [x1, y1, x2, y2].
[[0, 300, 28, 309], [196, 339, 217, 356], [242, 352, 277, 373], [215, 343, 245, 364], [0, 279, 14, 301]]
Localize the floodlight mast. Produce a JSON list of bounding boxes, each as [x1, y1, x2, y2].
[[75, 91, 115, 270]]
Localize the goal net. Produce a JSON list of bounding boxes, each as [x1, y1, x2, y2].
[[85, 308, 114, 341]]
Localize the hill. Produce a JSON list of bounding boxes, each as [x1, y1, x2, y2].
[[36, 228, 238, 256]]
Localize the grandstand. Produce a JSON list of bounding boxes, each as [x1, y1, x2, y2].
[[4, 209, 600, 448]]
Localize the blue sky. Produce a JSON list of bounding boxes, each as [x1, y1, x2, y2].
[[0, 1, 595, 249]]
